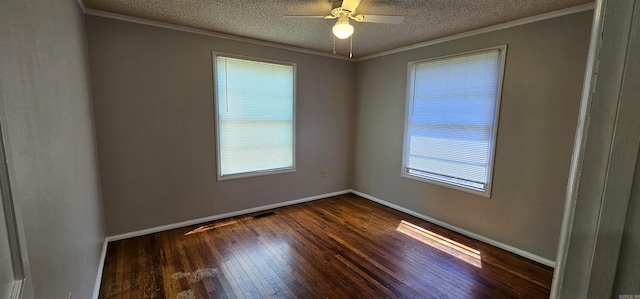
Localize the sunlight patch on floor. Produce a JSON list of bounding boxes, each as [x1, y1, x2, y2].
[[185, 220, 238, 235], [396, 220, 482, 268]]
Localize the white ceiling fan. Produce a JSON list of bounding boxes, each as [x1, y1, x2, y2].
[[284, 0, 404, 40]]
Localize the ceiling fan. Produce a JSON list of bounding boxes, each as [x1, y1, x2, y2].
[[284, 0, 404, 41]]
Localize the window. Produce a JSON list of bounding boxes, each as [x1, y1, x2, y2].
[[214, 54, 295, 180], [402, 46, 506, 197]]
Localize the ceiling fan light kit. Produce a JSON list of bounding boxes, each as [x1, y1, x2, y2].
[[332, 15, 354, 39]]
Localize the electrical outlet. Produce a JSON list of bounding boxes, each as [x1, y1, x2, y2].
[[320, 170, 326, 178]]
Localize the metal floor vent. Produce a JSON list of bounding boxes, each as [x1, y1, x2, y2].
[[252, 211, 276, 219]]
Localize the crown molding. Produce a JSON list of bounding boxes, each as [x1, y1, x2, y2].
[[83, 2, 594, 62], [83, 8, 354, 61], [357, 2, 595, 61], [76, 0, 86, 13]]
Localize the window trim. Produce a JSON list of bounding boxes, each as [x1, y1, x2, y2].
[[212, 52, 297, 181], [400, 45, 507, 198]]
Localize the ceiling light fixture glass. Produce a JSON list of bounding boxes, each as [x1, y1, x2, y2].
[[332, 15, 354, 39]]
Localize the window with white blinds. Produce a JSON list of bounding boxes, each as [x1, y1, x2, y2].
[[402, 47, 506, 197], [214, 55, 295, 180]]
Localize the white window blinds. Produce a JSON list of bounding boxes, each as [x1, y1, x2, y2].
[[403, 48, 504, 195], [215, 56, 295, 179]]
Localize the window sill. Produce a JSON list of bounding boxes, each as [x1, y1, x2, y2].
[[217, 167, 296, 181], [401, 172, 492, 198]]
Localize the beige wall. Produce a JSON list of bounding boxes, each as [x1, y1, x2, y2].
[[87, 10, 593, 262], [353, 11, 593, 261], [0, 0, 106, 298], [86, 16, 356, 236]]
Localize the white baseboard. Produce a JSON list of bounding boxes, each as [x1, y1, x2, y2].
[[92, 238, 108, 299], [105, 190, 351, 242], [95, 187, 553, 299], [350, 190, 556, 268]]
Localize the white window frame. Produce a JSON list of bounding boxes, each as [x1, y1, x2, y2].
[[401, 46, 507, 198], [212, 52, 296, 181]]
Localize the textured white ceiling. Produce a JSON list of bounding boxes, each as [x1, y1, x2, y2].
[[81, 0, 593, 58]]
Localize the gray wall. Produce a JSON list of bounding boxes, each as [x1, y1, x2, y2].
[[612, 1, 640, 294], [353, 11, 593, 261], [613, 151, 640, 296], [0, 0, 106, 298], [86, 16, 356, 236], [554, 1, 640, 296], [0, 198, 14, 292]]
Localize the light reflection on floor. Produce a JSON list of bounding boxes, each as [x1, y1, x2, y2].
[[396, 220, 482, 268], [221, 238, 293, 297], [184, 219, 294, 297]]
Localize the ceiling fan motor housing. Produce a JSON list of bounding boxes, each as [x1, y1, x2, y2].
[[332, 1, 354, 16]]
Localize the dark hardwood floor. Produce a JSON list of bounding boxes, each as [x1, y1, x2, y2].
[[98, 193, 553, 298]]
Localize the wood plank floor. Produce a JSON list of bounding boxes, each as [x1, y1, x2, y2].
[[98, 193, 553, 298]]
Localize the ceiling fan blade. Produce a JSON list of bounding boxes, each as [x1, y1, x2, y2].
[[340, 0, 362, 13], [283, 15, 331, 19], [356, 15, 404, 24]]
